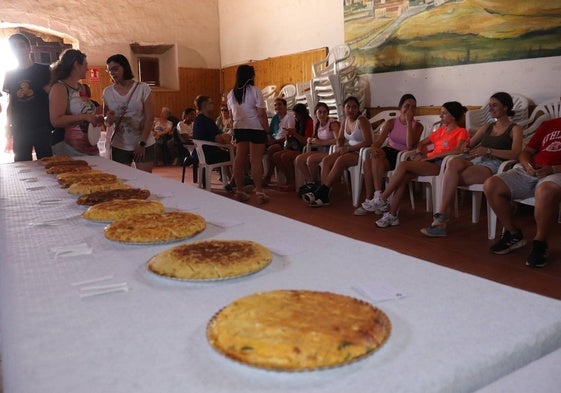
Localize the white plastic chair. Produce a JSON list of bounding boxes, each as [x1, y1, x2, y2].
[[519, 100, 561, 129], [261, 85, 277, 98], [192, 139, 235, 191]]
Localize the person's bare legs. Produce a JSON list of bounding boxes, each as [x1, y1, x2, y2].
[[249, 142, 266, 192], [295, 152, 312, 183], [533, 181, 561, 242], [483, 175, 517, 232], [373, 155, 390, 192], [325, 154, 358, 188], [320, 153, 339, 185], [279, 151, 299, 186], [307, 153, 326, 182], [363, 157, 374, 201], [380, 160, 440, 202], [263, 144, 282, 185], [234, 141, 250, 199]]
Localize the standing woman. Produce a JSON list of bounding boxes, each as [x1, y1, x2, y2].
[[102, 54, 155, 173], [295, 102, 339, 188], [303, 96, 372, 207], [50, 49, 102, 156], [227, 65, 270, 204]]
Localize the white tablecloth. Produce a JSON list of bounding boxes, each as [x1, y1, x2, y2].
[[1, 157, 561, 393], [473, 347, 561, 393]]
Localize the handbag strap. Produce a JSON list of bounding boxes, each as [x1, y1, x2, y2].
[[111, 81, 139, 142]]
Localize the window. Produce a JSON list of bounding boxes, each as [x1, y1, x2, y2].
[[137, 57, 159, 86]]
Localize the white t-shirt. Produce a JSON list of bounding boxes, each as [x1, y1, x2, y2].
[[177, 121, 193, 141], [102, 82, 156, 151], [227, 85, 266, 130], [275, 112, 296, 140]]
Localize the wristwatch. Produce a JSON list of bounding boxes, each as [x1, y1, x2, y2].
[[138, 140, 146, 147]]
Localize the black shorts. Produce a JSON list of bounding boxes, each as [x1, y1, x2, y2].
[[382, 146, 400, 169], [234, 129, 267, 144], [111, 145, 155, 164]]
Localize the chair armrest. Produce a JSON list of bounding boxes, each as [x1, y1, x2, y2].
[[193, 139, 234, 151], [498, 160, 517, 173], [399, 150, 416, 161]]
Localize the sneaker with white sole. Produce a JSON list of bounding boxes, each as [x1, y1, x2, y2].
[[370, 196, 389, 214], [489, 229, 526, 255], [375, 212, 399, 228], [526, 240, 548, 268], [354, 199, 376, 216], [420, 225, 447, 237]]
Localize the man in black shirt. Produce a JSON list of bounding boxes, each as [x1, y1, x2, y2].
[[193, 95, 232, 188], [2, 33, 52, 161]]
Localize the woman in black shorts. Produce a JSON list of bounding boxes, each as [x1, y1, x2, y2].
[[226, 65, 270, 203], [354, 94, 423, 215]]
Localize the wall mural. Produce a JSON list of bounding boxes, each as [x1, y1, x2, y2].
[[344, 0, 561, 74]]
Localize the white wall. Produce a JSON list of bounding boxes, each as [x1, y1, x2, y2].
[[218, 0, 345, 67], [1, 0, 221, 68], [3, 0, 559, 106], [218, 0, 560, 107], [366, 57, 561, 108]]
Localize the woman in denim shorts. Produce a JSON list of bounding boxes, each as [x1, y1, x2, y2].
[[421, 92, 523, 237]]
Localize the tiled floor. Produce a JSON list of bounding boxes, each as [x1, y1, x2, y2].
[[154, 164, 561, 300]]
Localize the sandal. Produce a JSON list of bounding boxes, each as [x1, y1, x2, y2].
[[256, 192, 270, 204], [235, 191, 250, 203]]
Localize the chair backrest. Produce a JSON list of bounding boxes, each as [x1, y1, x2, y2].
[[279, 84, 297, 99], [261, 85, 277, 99], [533, 100, 561, 121], [522, 113, 549, 145]]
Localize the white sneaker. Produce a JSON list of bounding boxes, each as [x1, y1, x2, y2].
[[370, 196, 389, 214], [375, 212, 399, 228], [354, 199, 376, 216]]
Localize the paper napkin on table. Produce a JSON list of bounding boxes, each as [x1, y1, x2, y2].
[[353, 282, 406, 303]]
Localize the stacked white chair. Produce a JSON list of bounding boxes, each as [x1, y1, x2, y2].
[[309, 45, 368, 119], [278, 84, 297, 109], [262, 85, 277, 117]]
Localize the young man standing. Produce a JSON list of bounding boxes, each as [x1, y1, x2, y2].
[[2, 33, 52, 161]]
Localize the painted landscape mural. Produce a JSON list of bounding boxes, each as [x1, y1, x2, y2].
[[344, 0, 561, 73]]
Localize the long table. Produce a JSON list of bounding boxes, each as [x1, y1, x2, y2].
[[1, 156, 560, 393]]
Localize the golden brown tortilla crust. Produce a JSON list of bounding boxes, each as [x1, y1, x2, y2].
[[207, 290, 391, 371]]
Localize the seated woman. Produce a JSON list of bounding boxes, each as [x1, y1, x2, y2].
[[303, 96, 372, 207], [354, 94, 423, 215], [263, 98, 295, 186], [273, 103, 314, 191], [295, 102, 339, 190], [371, 101, 470, 228], [421, 92, 523, 237]]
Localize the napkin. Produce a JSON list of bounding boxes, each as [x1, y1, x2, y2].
[[353, 282, 406, 303], [50, 242, 93, 257]]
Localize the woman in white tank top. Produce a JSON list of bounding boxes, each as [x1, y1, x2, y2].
[[295, 102, 339, 187], [302, 96, 372, 207]]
